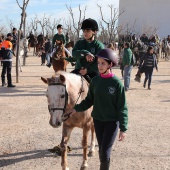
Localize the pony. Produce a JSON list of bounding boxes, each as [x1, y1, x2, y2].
[[16, 37, 28, 72], [51, 40, 68, 73], [41, 71, 95, 170]]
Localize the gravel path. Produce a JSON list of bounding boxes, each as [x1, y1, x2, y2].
[[0, 50, 170, 170]]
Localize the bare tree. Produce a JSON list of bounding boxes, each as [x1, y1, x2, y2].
[[0, 20, 5, 34], [30, 18, 38, 35], [64, 18, 76, 41], [25, 22, 32, 36], [5, 16, 15, 31], [16, 0, 29, 71], [97, 4, 124, 43], [16, 0, 29, 36], [142, 26, 158, 37], [47, 18, 61, 37], [35, 13, 50, 36], [66, 4, 87, 41]]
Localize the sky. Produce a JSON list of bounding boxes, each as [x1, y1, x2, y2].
[[0, 0, 119, 32]]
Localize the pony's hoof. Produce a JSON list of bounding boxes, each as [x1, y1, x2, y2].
[[88, 151, 95, 157]]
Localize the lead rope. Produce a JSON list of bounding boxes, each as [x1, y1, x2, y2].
[[61, 76, 84, 122]]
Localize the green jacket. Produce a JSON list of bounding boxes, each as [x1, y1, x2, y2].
[[52, 33, 66, 48], [122, 48, 132, 66], [71, 39, 104, 74], [74, 75, 128, 132]]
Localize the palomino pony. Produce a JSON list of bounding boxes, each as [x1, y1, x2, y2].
[[16, 37, 28, 72], [41, 71, 95, 170], [52, 40, 68, 73]]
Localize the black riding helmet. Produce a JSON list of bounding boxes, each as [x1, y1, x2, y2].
[[81, 18, 99, 31], [96, 49, 118, 67]]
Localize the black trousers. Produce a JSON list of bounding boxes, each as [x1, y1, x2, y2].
[[1, 61, 12, 85], [41, 53, 46, 64], [144, 66, 154, 87], [93, 119, 119, 161]]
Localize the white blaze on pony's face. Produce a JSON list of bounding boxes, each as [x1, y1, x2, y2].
[[46, 76, 67, 128]]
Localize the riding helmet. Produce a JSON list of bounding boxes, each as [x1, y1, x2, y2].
[[81, 18, 99, 31], [96, 49, 118, 66]]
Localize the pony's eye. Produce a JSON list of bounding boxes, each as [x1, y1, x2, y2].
[[61, 94, 65, 98]]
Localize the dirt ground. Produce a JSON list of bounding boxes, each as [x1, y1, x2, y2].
[[0, 49, 170, 170]]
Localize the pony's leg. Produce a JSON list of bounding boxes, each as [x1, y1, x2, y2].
[[88, 124, 95, 157], [60, 125, 73, 170], [81, 127, 90, 169]]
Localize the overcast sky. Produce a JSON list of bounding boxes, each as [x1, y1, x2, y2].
[[0, 0, 119, 31]]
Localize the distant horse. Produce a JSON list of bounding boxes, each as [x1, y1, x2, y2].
[[36, 34, 44, 55], [52, 40, 68, 72], [16, 38, 28, 72], [27, 34, 38, 56], [41, 71, 95, 170], [159, 40, 170, 60]]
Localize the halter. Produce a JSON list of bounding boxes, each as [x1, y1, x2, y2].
[[48, 83, 68, 113], [48, 77, 84, 123]]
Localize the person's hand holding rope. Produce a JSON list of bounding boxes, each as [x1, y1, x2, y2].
[[86, 53, 94, 62]]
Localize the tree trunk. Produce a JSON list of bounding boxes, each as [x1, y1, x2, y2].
[[16, 31, 21, 83]]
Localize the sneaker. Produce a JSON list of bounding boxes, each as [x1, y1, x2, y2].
[[7, 84, 16, 87], [148, 87, 151, 90], [143, 84, 146, 88]]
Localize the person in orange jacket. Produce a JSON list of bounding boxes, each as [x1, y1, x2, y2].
[[0, 33, 16, 87]]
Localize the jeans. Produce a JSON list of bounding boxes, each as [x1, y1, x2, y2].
[[124, 65, 133, 90], [46, 53, 51, 64], [93, 119, 119, 161], [144, 66, 153, 87]]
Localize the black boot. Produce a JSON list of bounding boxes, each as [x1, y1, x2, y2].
[[100, 160, 110, 170], [7, 84, 16, 87]]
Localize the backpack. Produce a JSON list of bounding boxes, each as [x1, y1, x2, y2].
[[131, 53, 136, 66]]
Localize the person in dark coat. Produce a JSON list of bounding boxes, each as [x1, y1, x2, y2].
[[140, 46, 158, 90]]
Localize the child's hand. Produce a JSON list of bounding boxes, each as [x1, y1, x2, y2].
[[79, 68, 87, 75], [86, 54, 94, 62], [118, 131, 126, 141]]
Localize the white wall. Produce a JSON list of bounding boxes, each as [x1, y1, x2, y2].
[[119, 0, 170, 38]]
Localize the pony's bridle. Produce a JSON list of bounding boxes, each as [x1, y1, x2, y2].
[[48, 77, 84, 122], [48, 83, 68, 114]]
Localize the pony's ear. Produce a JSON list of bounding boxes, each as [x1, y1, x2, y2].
[[41, 77, 47, 84], [59, 75, 65, 83]]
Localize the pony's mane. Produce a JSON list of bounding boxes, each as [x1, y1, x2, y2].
[[56, 71, 81, 83]]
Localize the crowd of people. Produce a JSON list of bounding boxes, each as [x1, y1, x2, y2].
[[0, 18, 169, 170]]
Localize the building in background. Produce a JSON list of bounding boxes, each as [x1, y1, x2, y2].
[[118, 0, 170, 38]]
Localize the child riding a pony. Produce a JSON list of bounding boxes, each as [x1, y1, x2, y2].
[[65, 18, 105, 83]]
